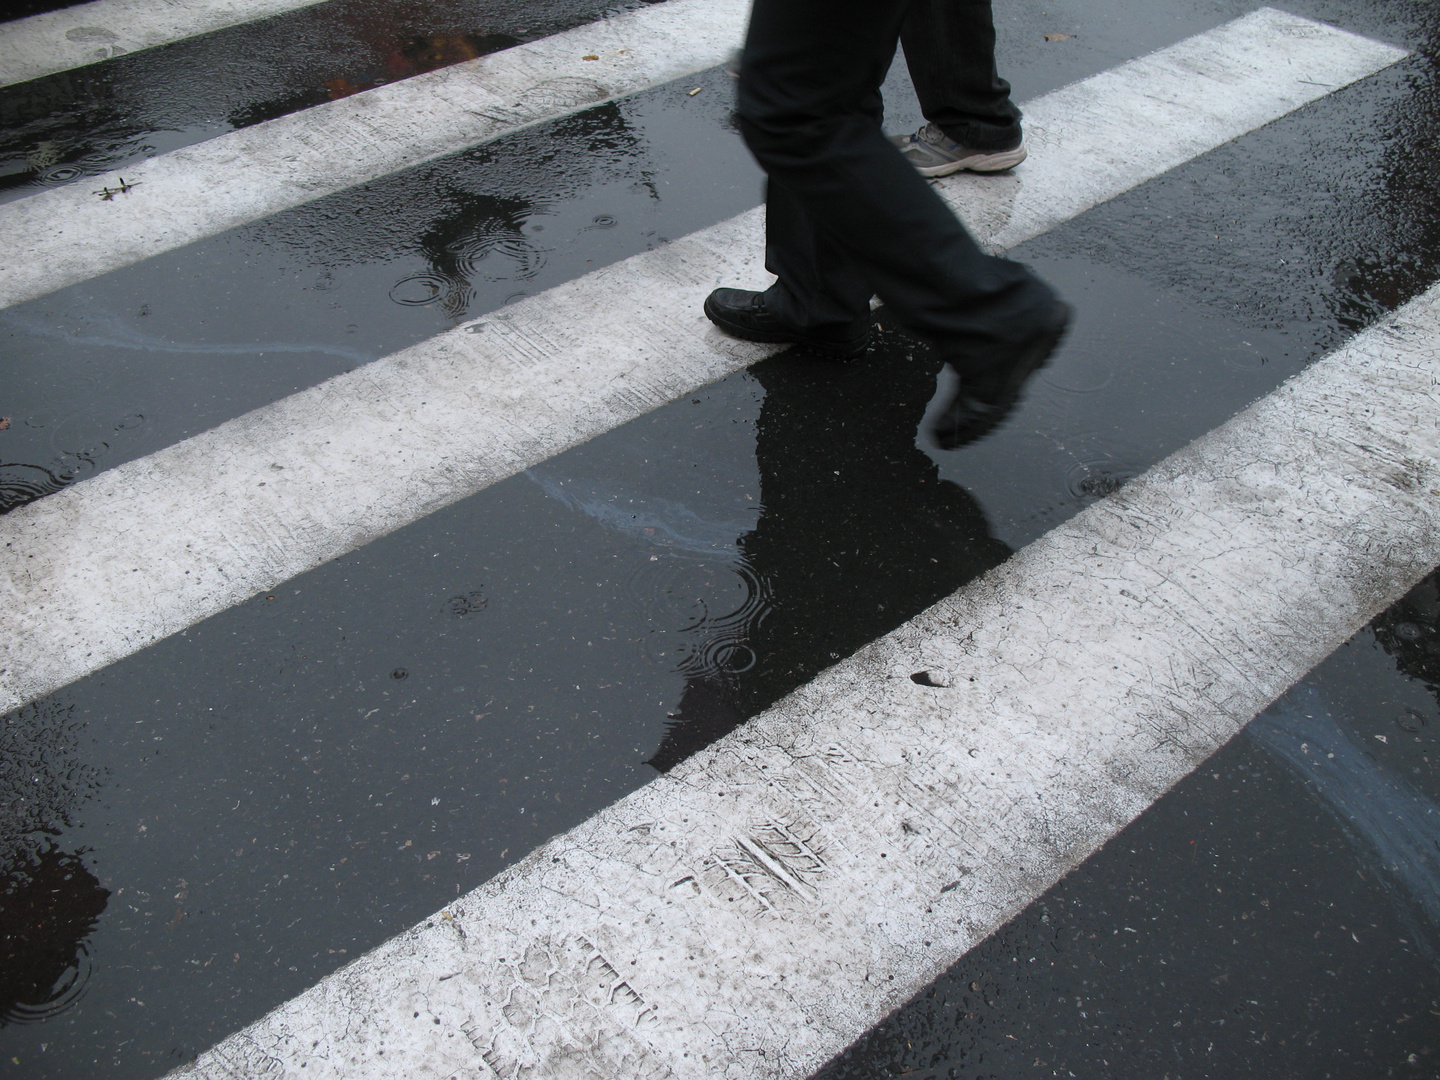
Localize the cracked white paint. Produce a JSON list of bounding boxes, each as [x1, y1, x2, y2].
[[166, 285, 1440, 1079], [0, 0, 330, 88], [0, 0, 751, 310], [0, 10, 1407, 717]]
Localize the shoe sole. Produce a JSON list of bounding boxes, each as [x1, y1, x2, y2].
[[913, 143, 1028, 178], [702, 294, 870, 359], [931, 301, 1072, 450]]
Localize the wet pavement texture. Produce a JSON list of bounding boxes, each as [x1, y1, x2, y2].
[[0, 60, 758, 512], [0, 0, 657, 205], [3, 0, 1440, 1076], [816, 587, 1440, 1080]]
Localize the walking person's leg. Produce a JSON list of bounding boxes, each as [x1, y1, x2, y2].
[[893, 0, 1027, 175], [705, 0, 1068, 446]]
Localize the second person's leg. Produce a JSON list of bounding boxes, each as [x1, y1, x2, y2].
[[902, 0, 1021, 151], [734, 0, 1052, 355]]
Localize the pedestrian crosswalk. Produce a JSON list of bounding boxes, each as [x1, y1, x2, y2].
[[0, 0, 750, 310], [171, 278, 1440, 1080], [0, 7, 1404, 720], [2, 3, 1435, 1079]]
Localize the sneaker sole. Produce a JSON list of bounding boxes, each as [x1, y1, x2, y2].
[[702, 295, 870, 359], [914, 143, 1028, 178]]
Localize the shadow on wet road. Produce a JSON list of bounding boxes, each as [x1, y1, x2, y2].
[[649, 329, 1013, 771]]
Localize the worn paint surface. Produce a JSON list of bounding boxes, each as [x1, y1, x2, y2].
[[0, 0, 331, 88], [0, 0, 750, 310], [168, 284, 1440, 1079], [0, 8, 1406, 718]]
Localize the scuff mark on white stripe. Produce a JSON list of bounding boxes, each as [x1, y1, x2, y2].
[[0, 0, 329, 88], [0, 0, 751, 310], [165, 282, 1440, 1080], [0, 11, 1409, 719]]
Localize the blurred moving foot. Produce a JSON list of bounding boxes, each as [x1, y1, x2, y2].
[[703, 288, 871, 358], [931, 299, 1072, 450], [890, 122, 1027, 177]]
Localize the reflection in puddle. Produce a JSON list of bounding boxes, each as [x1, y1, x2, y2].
[[0, 845, 108, 1025], [322, 32, 521, 102], [0, 700, 108, 1024], [528, 466, 774, 765], [397, 203, 554, 316], [527, 468, 755, 559], [0, 462, 69, 515], [1250, 686, 1440, 940], [640, 328, 1014, 770], [630, 558, 772, 695], [4, 90, 676, 519], [0, 0, 642, 203], [1373, 570, 1440, 704], [0, 306, 372, 365], [0, 700, 107, 869]]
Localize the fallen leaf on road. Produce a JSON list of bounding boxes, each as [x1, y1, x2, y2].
[[582, 53, 599, 60], [0, 417, 9, 430], [1045, 32, 1072, 41]]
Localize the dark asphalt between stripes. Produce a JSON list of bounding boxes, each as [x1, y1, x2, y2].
[[2, 0, 1439, 1077]]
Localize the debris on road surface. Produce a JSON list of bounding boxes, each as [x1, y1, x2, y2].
[[91, 177, 139, 200]]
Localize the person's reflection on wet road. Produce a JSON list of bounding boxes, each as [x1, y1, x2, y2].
[[648, 326, 1012, 770]]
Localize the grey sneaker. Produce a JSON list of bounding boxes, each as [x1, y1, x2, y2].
[[890, 122, 1027, 177]]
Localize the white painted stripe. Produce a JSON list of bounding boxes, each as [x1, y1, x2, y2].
[[0, 0, 327, 88], [167, 282, 1440, 1080], [0, 11, 1407, 720], [0, 0, 750, 311], [962, 7, 1408, 253]]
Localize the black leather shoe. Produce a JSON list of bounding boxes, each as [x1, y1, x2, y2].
[[930, 299, 1073, 450], [703, 288, 871, 358]]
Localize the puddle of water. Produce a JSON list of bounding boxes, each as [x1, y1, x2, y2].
[[0, 700, 109, 1028], [0, 0, 652, 205], [0, 847, 107, 1028], [528, 467, 756, 559], [0, 369, 765, 1079], [0, 69, 761, 516], [925, 256, 1306, 547]]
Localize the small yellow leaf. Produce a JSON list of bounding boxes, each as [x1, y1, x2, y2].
[[582, 53, 599, 60], [1044, 32, 1072, 42]]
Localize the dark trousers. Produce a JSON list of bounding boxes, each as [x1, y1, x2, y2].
[[904, 0, 1022, 151], [736, 0, 1052, 363]]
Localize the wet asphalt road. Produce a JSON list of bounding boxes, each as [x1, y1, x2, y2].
[[3, 0, 1440, 1076]]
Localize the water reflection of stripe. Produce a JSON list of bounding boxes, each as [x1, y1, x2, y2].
[[168, 262, 1440, 1080], [0, 9, 1408, 719], [526, 468, 755, 559], [1250, 686, 1440, 933], [0, 0, 751, 310], [0, 0, 331, 89]]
